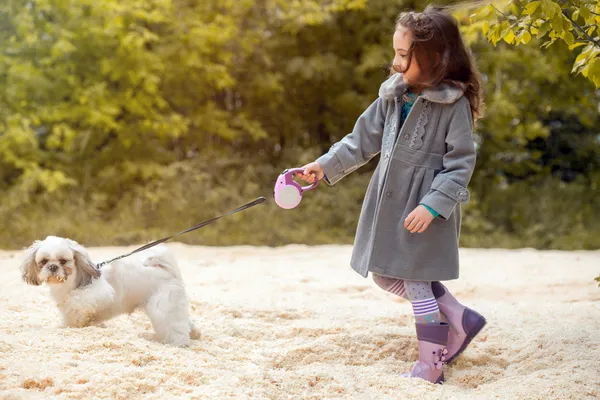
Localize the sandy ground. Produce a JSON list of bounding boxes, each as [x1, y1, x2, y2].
[[0, 244, 598, 399]]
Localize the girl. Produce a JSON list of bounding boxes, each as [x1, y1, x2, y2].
[[295, 7, 486, 384]]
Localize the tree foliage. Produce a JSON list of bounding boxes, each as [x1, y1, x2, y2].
[[0, 0, 598, 258], [470, 0, 600, 86], [0, 0, 367, 206]]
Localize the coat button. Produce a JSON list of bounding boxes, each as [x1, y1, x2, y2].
[[403, 134, 410, 139], [386, 191, 392, 197]]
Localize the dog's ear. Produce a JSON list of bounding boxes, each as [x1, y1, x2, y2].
[[20, 241, 42, 286], [67, 239, 100, 288]]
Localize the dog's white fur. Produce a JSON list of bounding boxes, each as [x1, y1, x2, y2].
[[19, 236, 200, 347]]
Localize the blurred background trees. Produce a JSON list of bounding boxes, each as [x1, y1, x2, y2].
[[1, 0, 598, 250]]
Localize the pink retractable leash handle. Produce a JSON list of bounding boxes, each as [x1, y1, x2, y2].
[[273, 168, 319, 209]]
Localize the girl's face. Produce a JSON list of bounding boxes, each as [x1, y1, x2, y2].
[[393, 26, 421, 85]]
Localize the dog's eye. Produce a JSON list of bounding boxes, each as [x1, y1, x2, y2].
[[59, 259, 68, 265], [40, 259, 48, 266]]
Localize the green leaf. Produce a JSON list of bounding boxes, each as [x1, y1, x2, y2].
[[503, 29, 516, 44], [521, 30, 533, 44], [579, 5, 592, 23], [572, 61, 584, 74], [563, 30, 574, 46], [586, 26, 596, 36], [553, 2, 563, 18], [537, 21, 551, 38], [485, 4, 496, 20], [541, 0, 557, 17], [499, 20, 511, 37], [572, 9, 579, 22], [524, 1, 541, 15], [569, 42, 587, 50], [581, 63, 591, 77], [489, 26, 502, 46], [588, 58, 600, 88], [471, 4, 496, 22], [483, 20, 490, 36], [509, 2, 520, 16], [551, 14, 564, 34], [576, 44, 595, 65]]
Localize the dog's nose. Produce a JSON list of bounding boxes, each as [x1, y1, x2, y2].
[[48, 264, 58, 273]]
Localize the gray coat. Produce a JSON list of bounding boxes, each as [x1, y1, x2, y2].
[[316, 73, 476, 281]]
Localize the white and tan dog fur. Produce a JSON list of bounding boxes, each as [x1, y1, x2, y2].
[[20, 236, 200, 347]]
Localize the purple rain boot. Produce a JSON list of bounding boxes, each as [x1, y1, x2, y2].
[[432, 282, 487, 364], [402, 323, 449, 384]]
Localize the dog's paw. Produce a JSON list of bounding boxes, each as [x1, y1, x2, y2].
[[73, 314, 95, 328], [70, 305, 97, 328], [189, 323, 202, 340], [169, 337, 191, 347]]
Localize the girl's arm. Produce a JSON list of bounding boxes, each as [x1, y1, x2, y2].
[[315, 97, 388, 185], [419, 97, 476, 220]]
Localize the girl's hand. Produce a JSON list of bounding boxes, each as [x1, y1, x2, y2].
[[404, 205, 434, 233], [295, 162, 324, 184]]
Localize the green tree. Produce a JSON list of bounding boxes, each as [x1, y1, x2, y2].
[[470, 0, 600, 87], [0, 0, 366, 208], [1, 0, 598, 255], [466, 1, 600, 280]]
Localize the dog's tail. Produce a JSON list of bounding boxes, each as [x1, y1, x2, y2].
[[141, 245, 183, 280]]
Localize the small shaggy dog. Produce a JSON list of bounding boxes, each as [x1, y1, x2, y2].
[[19, 236, 200, 347]]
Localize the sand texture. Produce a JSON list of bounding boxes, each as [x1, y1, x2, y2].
[[1, 244, 598, 399]]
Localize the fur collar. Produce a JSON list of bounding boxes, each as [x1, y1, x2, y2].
[[378, 73, 464, 104]]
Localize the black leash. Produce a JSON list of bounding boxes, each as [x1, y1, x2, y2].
[[95, 196, 266, 269]]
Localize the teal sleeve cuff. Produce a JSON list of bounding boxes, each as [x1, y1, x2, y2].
[[421, 204, 439, 218]]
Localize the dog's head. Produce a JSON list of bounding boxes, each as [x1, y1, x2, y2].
[[20, 236, 100, 288]]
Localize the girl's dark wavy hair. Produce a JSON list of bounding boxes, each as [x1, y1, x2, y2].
[[393, 6, 485, 124]]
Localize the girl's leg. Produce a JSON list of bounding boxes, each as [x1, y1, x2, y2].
[[372, 274, 448, 384], [403, 280, 441, 325], [371, 273, 408, 299], [372, 275, 441, 324], [403, 281, 448, 383]]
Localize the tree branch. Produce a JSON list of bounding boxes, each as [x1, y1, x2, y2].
[[562, 0, 600, 17], [562, 10, 600, 49], [491, 4, 509, 19], [512, 0, 527, 9]]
